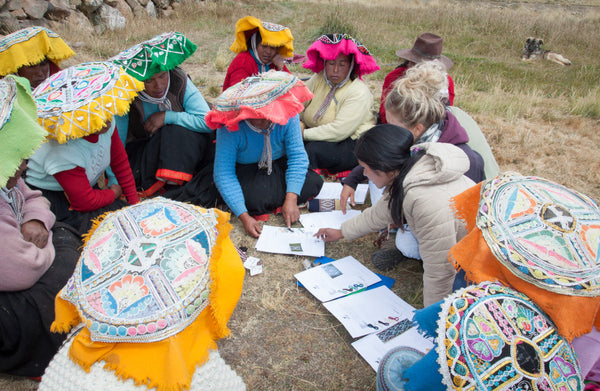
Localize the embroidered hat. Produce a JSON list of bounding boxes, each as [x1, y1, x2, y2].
[[50, 198, 245, 390], [394, 282, 583, 391], [0, 26, 75, 76], [205, 70, 313, 131], [110, 31, 197, 81], [395, 33, 453, 70], [229, 15, 294, 59], [33, 61, 144, 143], [449, 172, 600, 340], [0, 75, 48, 188], [303, 33, 380, 79]]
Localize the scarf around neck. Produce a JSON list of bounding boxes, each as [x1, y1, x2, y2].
[[415, 117, 444, 144], [249, 32, 270, 74], [246, 119, 275, 175], [312, 57, 355, 122], [137, 72, 172, 111]]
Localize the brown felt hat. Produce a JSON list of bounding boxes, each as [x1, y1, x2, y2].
[[395, 33, 453, 70]]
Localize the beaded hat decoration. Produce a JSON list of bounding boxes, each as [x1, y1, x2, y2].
[[110, 31, 197, 81], [205, 70, 313, 131], [303, 33, 380, 79], [51, 198, 245, 390], [401, 282, 583, 391], [229, 15, 294, 59], [0, 75, 48, 188], [0, 26, 75, 76], [33, 61, 144, 143], [477, 172, 600, 296]]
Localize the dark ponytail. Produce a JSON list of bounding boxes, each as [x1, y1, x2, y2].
[[354, 124, 425, 226]]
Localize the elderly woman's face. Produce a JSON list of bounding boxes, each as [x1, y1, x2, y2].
[[17, 59, 50, 89], [325, 53, 351, 86], [256, 43, 279, 65], [144, 71, 169, 98], [247, 118, 272, 129]]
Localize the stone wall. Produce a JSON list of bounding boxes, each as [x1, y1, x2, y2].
[[0, 0, 210, 34]]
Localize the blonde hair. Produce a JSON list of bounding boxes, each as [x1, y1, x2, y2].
[[384, 60, 448, 129]]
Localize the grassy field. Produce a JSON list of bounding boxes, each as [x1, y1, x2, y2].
[[1, 0, 599, 389]]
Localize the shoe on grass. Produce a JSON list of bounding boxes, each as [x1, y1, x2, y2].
[[371, 246, 407, 271]]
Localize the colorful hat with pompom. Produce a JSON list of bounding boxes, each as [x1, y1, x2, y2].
[[0, 26, 75, 76], [0, 75, 47, 188], [33, 61, 144, 143], [205, 70, 312, 131]]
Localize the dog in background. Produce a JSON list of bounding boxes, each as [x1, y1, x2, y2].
[[522, 37, 572, 66]]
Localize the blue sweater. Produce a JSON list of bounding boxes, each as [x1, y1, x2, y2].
[[214, 115, 308, 217]]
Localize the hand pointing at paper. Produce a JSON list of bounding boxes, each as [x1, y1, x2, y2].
[[314, 228, 343, 242]]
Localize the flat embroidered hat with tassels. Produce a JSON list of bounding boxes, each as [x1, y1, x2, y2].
[[33, 61, 144, 144], [50, 197, 245, 390], [205, 70, 313, 131], [397, 282, 583, 391], [229, 15, 294, 59], [303, 33, 380, 79], [110, 31, 197, 81], [0, 75, 48, 188], [449, 172, 600, 341], [0, 26, 75, 76]]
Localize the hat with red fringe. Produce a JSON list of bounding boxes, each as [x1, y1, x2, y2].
[[0, 26, 75, 76], [229, 15, 294, 59], [205, 70, 312, 131], [33, 61, 144, 144], [48, 198, 245, 390], [303, 33, 380, 79]]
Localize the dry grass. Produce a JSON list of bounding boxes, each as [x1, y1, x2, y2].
[[2, 0, 600, 389]]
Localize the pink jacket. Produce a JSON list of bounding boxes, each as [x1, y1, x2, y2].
[[0, 179, 56, 291]]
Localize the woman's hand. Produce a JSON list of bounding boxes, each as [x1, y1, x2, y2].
[[110, 184, 123, 200], [21, 220, 49, 248], [239, 212, 262, 238], [314, 228, 343, 242], [340, 184, 355, 214], [282, 193, 300, 228], [143, 111, 166, 135], [271, 53, 285, 71]]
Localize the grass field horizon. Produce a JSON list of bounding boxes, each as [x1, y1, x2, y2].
[[1, 0, 599, 389]]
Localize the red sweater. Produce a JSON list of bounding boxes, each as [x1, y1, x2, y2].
[[53, 129, 139, 212], [379, 66, 455, 124], [222, 51, 290, 91]]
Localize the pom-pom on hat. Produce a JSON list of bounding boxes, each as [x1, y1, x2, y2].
[[49, 198, 245, 390], [33, 61, 144, 144], [303, 33, 380, 79], [395, 33, 453, 70], [0, 26, 75, 76], [205, 70, 313, 131], [229, 16, 294, 59], [0, 75, 48, 188], [449, 172, 600, 341], [110, 31, 197, 81]]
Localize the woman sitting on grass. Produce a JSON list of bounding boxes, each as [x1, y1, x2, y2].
[[222, 15, 293, 91], [315, 124, 475, 306], [300, 33, 379, 176], [207, 71, 323, 238]]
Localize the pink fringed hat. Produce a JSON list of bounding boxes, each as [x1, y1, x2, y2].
[[303, 34, 380, 79], [205, 70, 313, 131]]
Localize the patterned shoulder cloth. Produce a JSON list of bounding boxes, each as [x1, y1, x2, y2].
[[449, 171, 600, 341], [41, 198, 246, 390], [0, 26, 75, 76], [377, 281, 584, 391]]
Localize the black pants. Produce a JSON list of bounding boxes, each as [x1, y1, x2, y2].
[[304, 138, 357, 173], [235, 157, 324, 216], [0, 223, 81, 377]]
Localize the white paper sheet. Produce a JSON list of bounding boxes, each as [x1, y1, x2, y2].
[[255, 225, 324, 257], [351, 325, 434, 371], [323, 286, 417, 339], [314, 182, 369, 204], [299, 209, 361, 230], [294, 256, 381, 302]]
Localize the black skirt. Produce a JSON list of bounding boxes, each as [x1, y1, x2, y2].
[[304, 138, 357, 173], [235, 157, 323, 216]]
